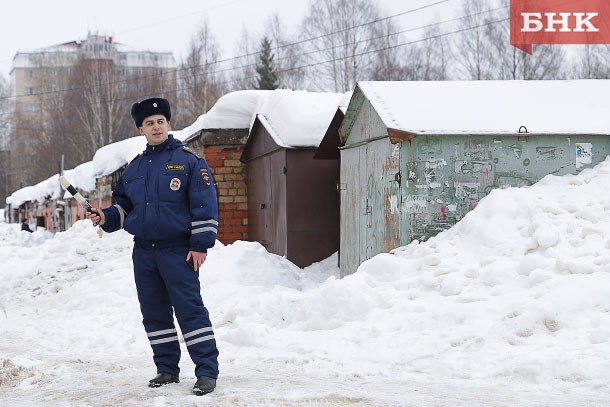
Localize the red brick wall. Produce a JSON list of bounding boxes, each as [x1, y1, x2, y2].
[[202, 146, 248, 244]]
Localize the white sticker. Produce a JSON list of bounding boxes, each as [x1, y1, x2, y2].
[[576, 143, 592, 169]]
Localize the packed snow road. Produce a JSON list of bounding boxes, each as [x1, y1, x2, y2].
[[4, 160, 610, 405]]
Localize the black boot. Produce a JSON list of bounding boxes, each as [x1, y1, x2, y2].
[[148, 373, 179, 388], [192, 376, 216, 395]]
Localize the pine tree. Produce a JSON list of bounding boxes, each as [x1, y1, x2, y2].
[[254, 36, 280, 90]]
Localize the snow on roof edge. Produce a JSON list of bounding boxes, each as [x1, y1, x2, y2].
[[257, 114, 291, 149], [355, 80, 610, 136]]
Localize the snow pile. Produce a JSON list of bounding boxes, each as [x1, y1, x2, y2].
[[2, 159, 610, 405]]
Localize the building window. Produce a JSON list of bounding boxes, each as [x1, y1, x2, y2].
[[25, 104, 38, 112], [25, 70, 34, 78], [25, 87, 35, 95]]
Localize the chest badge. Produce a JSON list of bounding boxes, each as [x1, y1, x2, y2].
[[166, 164, 185, 171], [170, 177, 181, 191]]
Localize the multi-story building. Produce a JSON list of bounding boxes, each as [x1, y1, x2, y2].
[[9, 33, 177, 190]]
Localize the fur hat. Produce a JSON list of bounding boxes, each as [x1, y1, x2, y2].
[[131, 97, 171, 127]]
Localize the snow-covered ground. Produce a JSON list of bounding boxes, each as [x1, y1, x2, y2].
[[3, 160, 610, 406]]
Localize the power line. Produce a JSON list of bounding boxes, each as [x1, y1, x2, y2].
[[89, 9, 515, 105], [2, 1, 519, 112], [58, 15, 512, 111], [202, 3, 510, 81], [2, 6, 518, 193], [216, 18, 511, 87], [1, 0, 455, 102], [273, 0, 450, 51], [114, 0, 248, 36]]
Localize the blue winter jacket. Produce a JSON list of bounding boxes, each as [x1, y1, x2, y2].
[[101, 134, 218, 253]]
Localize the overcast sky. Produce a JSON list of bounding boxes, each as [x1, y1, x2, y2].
[[1, 0, 464, 78]]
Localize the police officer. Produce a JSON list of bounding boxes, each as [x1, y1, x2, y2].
[[88, 97, 219, 396]]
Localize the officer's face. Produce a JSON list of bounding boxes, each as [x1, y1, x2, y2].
[[138, 115, 171, 146]]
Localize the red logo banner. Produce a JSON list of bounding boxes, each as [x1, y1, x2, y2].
[[510, 0, 610, 54]]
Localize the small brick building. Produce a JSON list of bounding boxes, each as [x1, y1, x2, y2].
[[186, 128, 249, 244], [180, 90, 272, 245]]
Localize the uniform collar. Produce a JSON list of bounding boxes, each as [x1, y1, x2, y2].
[[144, 134, 174, 155]]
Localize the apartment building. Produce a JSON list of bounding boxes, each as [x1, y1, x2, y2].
[[9, 33, 177, 190]]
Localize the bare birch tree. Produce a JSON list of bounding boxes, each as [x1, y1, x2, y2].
[[299, 0, 384, 92], [0, 75, 13, 148], [227, 27, 258, 91], [62, 58, 129, 166], [486, 0, 565, 80], [264, 14, 306, 90], [58, 57, 172, 169], [371, 18, 450, 81], [452, 0, 564, 80], [567, 45, 610, 79], [368, 16, 408, 81], [0, 74, 14, 200], [451, 0, 499, 80], [419, 23, 451, 80], [177, 20, 226, 126]]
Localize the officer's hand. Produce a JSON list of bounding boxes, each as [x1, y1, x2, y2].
[[88, 206, 105, 226], [186, 251, 207, 271]]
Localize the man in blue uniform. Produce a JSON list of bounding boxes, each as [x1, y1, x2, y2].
[[88, 97, 219, 396]]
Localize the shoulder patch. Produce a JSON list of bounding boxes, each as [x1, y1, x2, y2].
[[200, 168, 212, 186], [181, 146, 202, 159]]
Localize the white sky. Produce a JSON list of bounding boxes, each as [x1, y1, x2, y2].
[[0, 0, 464, 78], [2, 157, 610, 405]]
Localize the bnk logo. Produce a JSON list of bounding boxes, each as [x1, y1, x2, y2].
[[510, 0, 610, 54], [521, 12, 599, 32]]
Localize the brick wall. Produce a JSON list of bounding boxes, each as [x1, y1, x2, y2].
[[203, 146, 248, 243]]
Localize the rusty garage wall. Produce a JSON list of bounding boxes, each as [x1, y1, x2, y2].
[[339, 99, 400, 277], [400, 134, 610, 243], [340, 93, 610, 277]]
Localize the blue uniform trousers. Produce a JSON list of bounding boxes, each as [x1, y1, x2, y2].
[[132, 242, 219, 379]]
